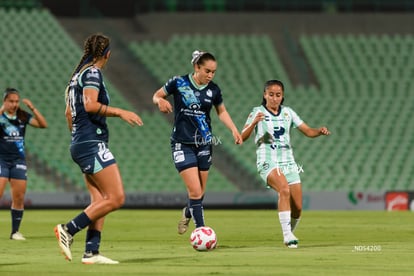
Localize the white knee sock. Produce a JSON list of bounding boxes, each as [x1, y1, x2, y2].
[[278, 211, 291, 238]]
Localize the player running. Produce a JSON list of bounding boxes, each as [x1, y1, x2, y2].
[[241, 80, 330, 248], [152, 50, 242, 235], [54, 33, 143, 264]]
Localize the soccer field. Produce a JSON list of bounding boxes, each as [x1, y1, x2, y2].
[[0, 209, 411, 275]]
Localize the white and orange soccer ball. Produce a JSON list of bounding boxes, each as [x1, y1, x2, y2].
[[190, 226, 217, 251]]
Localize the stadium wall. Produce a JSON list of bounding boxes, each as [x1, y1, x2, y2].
[[0, 191, 403, 211]]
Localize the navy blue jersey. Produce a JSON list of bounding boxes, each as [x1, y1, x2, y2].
[[0, 112, 32, 161], [164, 74, 223, 144], [67, 66, 110, 144]]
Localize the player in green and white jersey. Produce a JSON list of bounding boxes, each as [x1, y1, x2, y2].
[[241, 80, 330, 248]]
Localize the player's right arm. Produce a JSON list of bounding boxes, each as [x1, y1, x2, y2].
[[241, 111, 265, 142], [153, 88, 173, 114]]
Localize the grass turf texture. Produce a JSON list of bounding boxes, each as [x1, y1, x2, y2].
[[0, 209, 412, 275]]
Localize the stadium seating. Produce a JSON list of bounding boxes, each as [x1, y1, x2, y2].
[[1, 7, 412, 193], [129, 34, 292, 185], [0, 8, 238, 193], [130, 33, 414, 192]]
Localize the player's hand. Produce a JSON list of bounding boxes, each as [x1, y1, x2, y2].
[[232, 130, 243, 145], [319, 127, 330, 135], [22, 98, 34, 110], [253, 112, 265, 124], [120, 110, 144, 126], [157, 98, 173, 114]]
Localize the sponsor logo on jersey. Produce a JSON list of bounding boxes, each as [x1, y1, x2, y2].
[[173, 150, 185, 163]]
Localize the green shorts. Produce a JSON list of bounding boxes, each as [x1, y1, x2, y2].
[[257, 161, 302, 185]]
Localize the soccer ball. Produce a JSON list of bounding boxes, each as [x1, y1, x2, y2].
[[190, 226, 217, 251]]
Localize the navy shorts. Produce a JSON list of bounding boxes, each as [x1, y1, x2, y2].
[[171, 142, 212, 172], [70, 141, 116, 174], [0, 158, 27, 180]]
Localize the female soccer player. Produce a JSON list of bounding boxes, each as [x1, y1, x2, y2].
[[54, 33, 143, 264], [153, 50, 242, 235], [241, 80, 330, 248], [0, 88, 47, 240]]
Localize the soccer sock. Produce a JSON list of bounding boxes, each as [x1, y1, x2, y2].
[[185, 203, 192, 218], [85, 229, 101, 255], [11, 209, 24, 233], [278, 211, 292, 238], [189, 198, 205, 228], [185, 195, 204, 218], [291, 217, 301, 232], [65, 212, 92, 236]]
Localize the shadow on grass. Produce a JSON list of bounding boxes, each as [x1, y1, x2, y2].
[[122, 256, 185, 264]]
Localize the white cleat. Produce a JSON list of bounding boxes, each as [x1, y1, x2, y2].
[[82, 254, 119, 264], [54, 224, 73, 261], [10, 232, 26, 240], [284, 233, 299, 249]]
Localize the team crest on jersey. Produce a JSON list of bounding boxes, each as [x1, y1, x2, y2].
[[206, 89, 213, 97]]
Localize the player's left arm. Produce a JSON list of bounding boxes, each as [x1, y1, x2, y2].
[[23, 98, 48, 128], [215, 103, 242, 144], [297, 122, 330, 138]]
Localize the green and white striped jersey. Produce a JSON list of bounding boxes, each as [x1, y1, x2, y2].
[[244, 105, 303, 165]]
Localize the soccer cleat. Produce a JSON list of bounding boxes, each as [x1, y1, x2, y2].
[[10, 232, 26, 240], [284, 233, 299, 249], [82, 253, 119, 264], [54, 224, 73, 261], [177, 207, 191, 235]]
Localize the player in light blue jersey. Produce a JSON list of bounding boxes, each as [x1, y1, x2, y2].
[[241, 80, 330, 248], [153, 50, 242, 236], [54, 33, 143, 264], [0, 88, 47, 241]]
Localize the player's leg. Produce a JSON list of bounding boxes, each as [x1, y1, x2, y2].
[[84, 174, 105, 255], [9, 178, 26, 240], [9, 178, 27, 240], [266, 168, 298, 248], [9, 160, 28, 241], [0, 177, 8, 199], [180, 167, 206, 228], [0, 160, 10, 198], [289, 183, 302, 232], [173, 142, 204, 234], [80, 174, 118, 264], [55, 163, 124, 262]]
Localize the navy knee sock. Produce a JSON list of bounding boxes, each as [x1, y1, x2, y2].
[[65, 212, 92, 236], [85, 229, 101, 254], [189, 198, 205, 228], [11, 209, 24, 233]]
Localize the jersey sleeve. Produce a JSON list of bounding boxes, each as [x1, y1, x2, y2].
[[80, 67, 102, 91], [244, 107, 259, 127], [213, 87, 223, 106], [289, 107, 304, 128], [163, 76, 179, 96]]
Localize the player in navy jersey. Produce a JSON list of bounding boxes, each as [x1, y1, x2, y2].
[[241, 80, 330, 248], [0, 88, 48, 240], [153, 50, 242, 235], [54, 33, 143, 264]]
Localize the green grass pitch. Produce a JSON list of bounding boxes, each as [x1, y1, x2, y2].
[[0, 209, 412, 275]]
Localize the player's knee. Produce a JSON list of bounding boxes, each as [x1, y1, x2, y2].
[[108, 193, 125, 210], [279, 187, 290, 200]]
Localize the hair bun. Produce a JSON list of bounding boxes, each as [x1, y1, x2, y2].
[[191, 50, 204, 65]]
